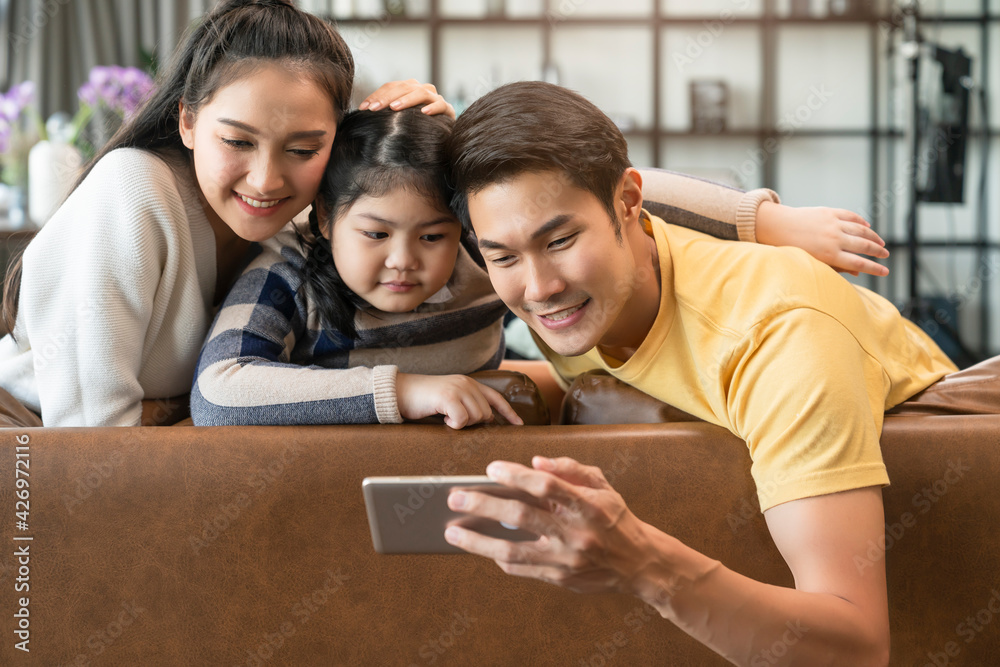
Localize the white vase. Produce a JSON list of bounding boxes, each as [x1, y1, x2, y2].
[[28, 139, 83, 227]]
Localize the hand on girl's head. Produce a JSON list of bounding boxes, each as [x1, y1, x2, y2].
[[358, 80, 455, 118]]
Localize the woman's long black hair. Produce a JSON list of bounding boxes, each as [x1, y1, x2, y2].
[[2, 0, 355, 335], [300, 107, 456, 340]]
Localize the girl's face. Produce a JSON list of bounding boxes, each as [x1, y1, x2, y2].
[[179, 62, 337, 243], [329, 187, 462, 313]]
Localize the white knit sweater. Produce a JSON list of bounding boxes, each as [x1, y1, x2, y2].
[[0, 148, 217, 426]]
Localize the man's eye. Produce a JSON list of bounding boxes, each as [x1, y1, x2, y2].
[[491, 255, 515, 266], [549, 234, 574, 249]]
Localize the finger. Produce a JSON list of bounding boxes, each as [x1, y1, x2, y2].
[[833, 209, 870, 227], [421, 98, 456, 118], [843, 235, 890, 259], [360, 80, 413, 111], [448, 489, 551, 537], [841, 222, 886, 247], [476, 382, 524, 425], [487, 460, 584, 508], [533, 456, 609, 489], [444, 524, 554, 564], [387, 88, 443, 112], [838, 253, 889, 277], [459, 385, 493, 425], [442, 401, 471, 430]]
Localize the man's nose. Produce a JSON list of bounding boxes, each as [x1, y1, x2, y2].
[[523, 259, 565, 304]]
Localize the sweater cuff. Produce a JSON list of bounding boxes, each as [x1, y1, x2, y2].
[[372, 365, 402, 424], [736, 188, 781, 244]]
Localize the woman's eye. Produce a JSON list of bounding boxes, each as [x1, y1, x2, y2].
[[222, 138, 252, 149], [362, 231, 388, 240], [421, 233, 445, 242], [289, 148, 320, 157]]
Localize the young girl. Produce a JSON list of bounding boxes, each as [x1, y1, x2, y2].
[[192, 108, 521, 428], [0, 0, 451, 427], [190, 107, 890, 428]]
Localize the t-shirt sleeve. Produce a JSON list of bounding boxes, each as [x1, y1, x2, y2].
[[637, 168, 780, 244], [190, 248, 400, 426], [726, 308, 890, 512]]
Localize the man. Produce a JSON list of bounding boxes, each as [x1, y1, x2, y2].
[[440, 81, 961, 665]]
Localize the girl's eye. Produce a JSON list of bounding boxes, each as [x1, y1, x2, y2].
[[421, 233, 445, 242], [222, 138, 252, 149], [362, 231, 388, 240]]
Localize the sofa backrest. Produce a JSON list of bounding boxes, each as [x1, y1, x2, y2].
[[1, 416, 997, 665]]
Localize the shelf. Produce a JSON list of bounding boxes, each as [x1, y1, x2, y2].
[[884, 240, 1000, 250], [327, 14, 1000, 27]]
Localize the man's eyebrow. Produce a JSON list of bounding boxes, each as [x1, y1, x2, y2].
[[218, 118, 328, 140], [478, 214, 574, 250]]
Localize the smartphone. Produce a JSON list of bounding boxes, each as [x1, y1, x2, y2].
[[362, 476, 540, 554]]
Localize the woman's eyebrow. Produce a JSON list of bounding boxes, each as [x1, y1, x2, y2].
[[217, 118, 328, 139]]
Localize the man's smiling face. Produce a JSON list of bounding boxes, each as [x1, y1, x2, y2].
[[468, 170, 649, 358]]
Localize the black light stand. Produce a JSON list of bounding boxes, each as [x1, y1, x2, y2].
[[896, 0, 980, 367]]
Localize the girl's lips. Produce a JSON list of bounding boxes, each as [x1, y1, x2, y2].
[[381, 282, 417, 293], [233, 191, 289, 217], [536, 299, 590, 331]]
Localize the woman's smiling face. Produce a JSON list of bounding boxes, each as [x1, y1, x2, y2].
[[179, 61, 337, 243]]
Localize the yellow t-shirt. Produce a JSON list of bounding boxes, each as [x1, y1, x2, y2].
[[536, 214, 957, 511]]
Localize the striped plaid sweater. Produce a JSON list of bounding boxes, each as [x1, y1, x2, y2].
[[191, 226, 507, 425]]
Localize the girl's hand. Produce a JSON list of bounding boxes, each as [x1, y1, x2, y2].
[[756, 202, 890, 277], [359, 79, 455, 118], [396, 373, 523, 429]]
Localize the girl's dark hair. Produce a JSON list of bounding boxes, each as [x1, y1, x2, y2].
[[300, 108, 456, 340], [2, 0, 354, 335]]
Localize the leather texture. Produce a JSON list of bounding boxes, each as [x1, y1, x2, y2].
[[0, 387, 41, 428], [2, 416, 998, 665], [560, 370, 701, 425], [888, 355, 1000, 416], [469, 370, 550, 426]]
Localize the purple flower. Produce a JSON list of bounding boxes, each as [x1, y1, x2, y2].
[[77, 81, 99, 107], [0, 96, 18, 124], [79, 65, 155, 119], [9, 81, 35, 109]]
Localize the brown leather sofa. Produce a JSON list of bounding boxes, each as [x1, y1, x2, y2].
[[2, 377, 999, 665]]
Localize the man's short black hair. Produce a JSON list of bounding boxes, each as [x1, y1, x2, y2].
[[447, 81, 631, 239]]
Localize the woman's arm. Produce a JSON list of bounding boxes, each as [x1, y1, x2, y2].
[[18, 150, 198, 426], [636, 168, 888, 276]]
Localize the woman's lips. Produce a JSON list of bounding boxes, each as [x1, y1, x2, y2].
[[233, 191, 288, 216]]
